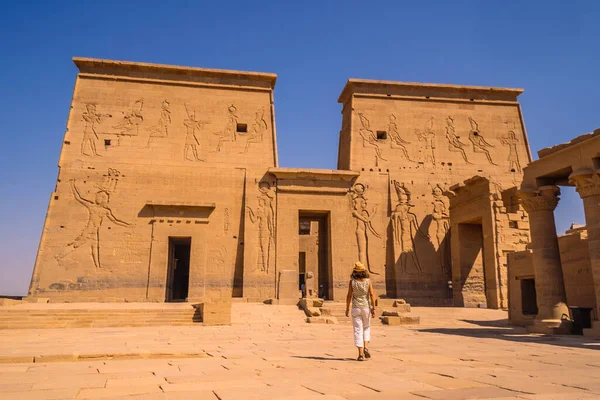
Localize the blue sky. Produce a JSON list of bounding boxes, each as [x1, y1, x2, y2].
[[0, 1, 598, 296]]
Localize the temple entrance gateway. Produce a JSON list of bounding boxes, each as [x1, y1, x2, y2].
[[166, 237, 191, 302], [457, 221, 488, 307], [298, 213, 332, 300]]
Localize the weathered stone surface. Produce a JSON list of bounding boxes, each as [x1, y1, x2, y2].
[[380, 315, 420, 325], [306, 316, 338, 324], [305, 307, 321, 317]]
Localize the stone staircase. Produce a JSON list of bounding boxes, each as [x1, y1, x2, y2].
[[231, 303, 306, 325], [321, 301, 352, 324], [0, 303, 200, 329]]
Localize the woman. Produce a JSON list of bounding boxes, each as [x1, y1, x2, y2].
[[345, 261, 376, 361]]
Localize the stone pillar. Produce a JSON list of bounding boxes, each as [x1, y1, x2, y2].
[[518, 185, 571, 333], [569, 169, 600, 336]]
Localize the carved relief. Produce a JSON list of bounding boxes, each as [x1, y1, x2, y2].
[[500, 122, 521, 173], [113, 99, 144, 136], [350, 183, 381, 275], [247, 181, 275, 273], [357, 113, 387, 162], [445, 116, 472, 164], [431, 184, 451, 275], [147, 100, 172, 147], [55, 169, 133, 269], [416, 118, 436, 167], [242, 107, 268, 153], [518, 185, 560, 213], [388, 113, 413, 161], [468, 117, 497, 166], [390, 181, 429, 275], [81, 103, 111, 156], [214, 105, 239, 152], [183, 104, 207, 162]]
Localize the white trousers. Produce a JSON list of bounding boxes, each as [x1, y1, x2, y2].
[[351, 308, 371, 347]]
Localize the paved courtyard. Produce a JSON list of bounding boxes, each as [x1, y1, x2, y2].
[[1, 306, 600, 399]]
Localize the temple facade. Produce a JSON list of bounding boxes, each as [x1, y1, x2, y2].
[[28, 58, 532, 306]]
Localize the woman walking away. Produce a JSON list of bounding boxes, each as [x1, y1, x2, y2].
[[345, 261, 376, 361]]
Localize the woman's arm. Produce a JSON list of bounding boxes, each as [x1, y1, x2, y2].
[[345, 280, 352, 317], [368, 281, 376, 317]]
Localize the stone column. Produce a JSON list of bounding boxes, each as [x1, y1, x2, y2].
[[569, 169, 600, 336], [518, 185, 571, 333]]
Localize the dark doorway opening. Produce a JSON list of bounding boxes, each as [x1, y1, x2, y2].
[[166, 237, 191, 302], [521, 278, 538, 316], [299, 251, 306, 291], [298, 212, 332, 300]]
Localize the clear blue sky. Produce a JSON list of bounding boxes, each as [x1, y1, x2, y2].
[[1, 1, 598, 296]]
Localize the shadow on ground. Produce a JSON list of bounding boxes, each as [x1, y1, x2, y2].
[[291, 356, 355, 361], [417, 319, 600, 351]]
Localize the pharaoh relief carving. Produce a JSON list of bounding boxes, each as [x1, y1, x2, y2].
[[147, 100, 172, 147], [81, 103, 111, 156], [214, 105, 239, 152], [349, 183, 381, 275], [113, 99, 144, 136], [468, 117, 497, 166], [431, 184, 451, 275], [247, 181, 275, 274], [416, 118, 436, 167], [183, 104, 208, 162], [390, 181, 429, 275], [55, 168, 133, 269], [501, 121, 521, 173], [241, 107, 268, 154], [388, 113, 414, 162], [357, 113, 387, 163], [445, 116, 472, 164]]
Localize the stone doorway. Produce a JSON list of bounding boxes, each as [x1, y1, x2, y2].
[[298, 212, 332, 300], [456, 222, 489, 307], [165, 237, 191, 302]]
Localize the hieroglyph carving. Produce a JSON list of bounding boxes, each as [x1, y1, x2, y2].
[[357, 113, 387, 163], [388, 113, 413, 161], [183, 104, 207, 162], [431, 184, 451, 274], [445, 116, 472, 164], [468, 117, 497, 166], [350, 183, 381, 275], [55, 169, 133, 269], [242, 107, 268, 153], [147, 100, 172, 147], [416, 118, 436, 167], [224, 208, 230, 235], [247, 181, 275, 273], [113, 99, 144, 136], [390, 181, 429, 275], [214, 105, 238, 152], [500, 122, 521, 173], [81, 103, 111, 156]]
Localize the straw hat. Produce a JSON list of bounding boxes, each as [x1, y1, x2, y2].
[[353, 261, 366, 272]]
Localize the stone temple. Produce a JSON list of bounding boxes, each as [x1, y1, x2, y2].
[[28, 57, 533, 310]]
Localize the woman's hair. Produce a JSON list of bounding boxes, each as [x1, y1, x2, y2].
[[351, 270, 369, 280]]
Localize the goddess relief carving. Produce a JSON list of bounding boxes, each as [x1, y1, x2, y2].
[[501, 122, 521, 173], [390, 181, 429, 275], [242, 107, 268, 153], [350, 183, 381, 275], [214, 105, 239, 152], [81, 103, 111, 157], [357, 113, 387, 162], [416, 117, 436, 167], [147, 100, 172, 147], [113, 99, 144, 136], [468, 117, 497, 166], [183, 104, 207, 162], [445, 116, 472, 164], [388, 113, 414, 161], [431, 184, 451, 275], [247, 181, 275, 273]]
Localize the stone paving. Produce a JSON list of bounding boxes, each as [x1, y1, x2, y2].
[[1, 306, 600, 399]]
